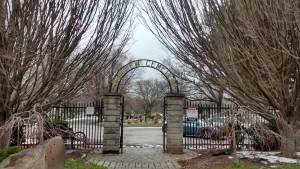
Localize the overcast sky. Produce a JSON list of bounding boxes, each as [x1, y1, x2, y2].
[[128, 18, 169, 80]]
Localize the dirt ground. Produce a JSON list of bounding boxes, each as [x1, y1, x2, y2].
[[66, 149, 92, 159], [178, 149, 268, 169], [178, 149, 231, 169]]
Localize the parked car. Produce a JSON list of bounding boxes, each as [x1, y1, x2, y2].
[[206, 117, 230, 127], [183, 117, 208, 137], [162, 117, 226, 139]]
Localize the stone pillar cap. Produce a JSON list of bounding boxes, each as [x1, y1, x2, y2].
[[165, 93, 185, 97], [104, 92, 123, 96]]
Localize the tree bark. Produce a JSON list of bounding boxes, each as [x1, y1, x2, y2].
[[0, 113, 6, 126], [0, 108, 9, 126], [295, 129, 300, 152], [278, 122, 296, 158], [231, 122, 238, 163]]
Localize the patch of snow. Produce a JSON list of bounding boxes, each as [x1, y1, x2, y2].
[[81, 153, 86, 158], [185, 145, 231, 150], [270, 165, 278, 168], [66, 150, 76, 154], [237, 151, 300, 164], [123, 144, 163, 148], [228, 156, 233, 159]]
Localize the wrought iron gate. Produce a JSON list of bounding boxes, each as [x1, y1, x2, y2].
[[163, 96, 167, 152], [120, 96, 124, 152], [183, 99, 271, 150], [22, 102, 104, 149]]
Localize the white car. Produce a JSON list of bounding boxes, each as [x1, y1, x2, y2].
[[66, 115, 98, 123]]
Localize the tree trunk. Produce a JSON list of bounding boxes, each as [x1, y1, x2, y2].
[[0, 111, 11, 149], [0, 111, 8, 126], [231, 122, 238, 163], [278, 122, 296, 158], [295, 129, 300, 152]]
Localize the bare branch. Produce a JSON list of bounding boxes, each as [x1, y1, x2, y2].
[[0, 0, 134, 124]]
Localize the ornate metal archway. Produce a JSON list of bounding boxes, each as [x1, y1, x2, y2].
[[104, 59, 184, 154], [110, 59, 179, 93]]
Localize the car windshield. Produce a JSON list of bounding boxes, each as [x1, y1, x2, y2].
[[183, 117, 197, 122]]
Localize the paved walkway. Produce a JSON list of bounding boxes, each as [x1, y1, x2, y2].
[[87, 147, 199, 169]]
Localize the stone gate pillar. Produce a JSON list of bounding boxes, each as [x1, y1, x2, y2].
[[103, 93, 122, 154], [165, 93, 185, 154]]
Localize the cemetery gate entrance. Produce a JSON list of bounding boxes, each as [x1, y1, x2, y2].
[[102, 59, 185, 154]]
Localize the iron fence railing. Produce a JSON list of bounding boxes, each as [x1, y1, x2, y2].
[[21, 102, 103, 149], [183, 100, 272, 150]]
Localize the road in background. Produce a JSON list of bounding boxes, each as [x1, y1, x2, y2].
[[123, 127, 163, 146]]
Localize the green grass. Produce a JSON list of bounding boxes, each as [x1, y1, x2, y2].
[[65, 159, 107, 169], [212, 161, 264, 169], [0, 146, 22, 163], [230, 162, 266, 169], [124, 122, 162, 127], [211, 161, 300, 169], [276, 163, 300, 169]]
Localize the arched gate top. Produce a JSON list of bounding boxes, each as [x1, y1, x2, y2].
[[110, 59, 179, 93]]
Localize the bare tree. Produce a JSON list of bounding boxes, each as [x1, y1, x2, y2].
[[73, 54, 141, 103], [133, 78, 167, 122], [163, 58, 223, 104], [0, 0, 134, 125], [142, 0, 300, 157]]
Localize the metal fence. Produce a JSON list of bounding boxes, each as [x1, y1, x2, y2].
[[19, 99, 274, 151], [22, 102, 103, 149], [183, 100, 270, 150]]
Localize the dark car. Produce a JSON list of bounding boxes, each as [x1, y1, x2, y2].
[[183, 117, 213, 138], [162, 117, 218, 138], [206, 117, 230, 127]]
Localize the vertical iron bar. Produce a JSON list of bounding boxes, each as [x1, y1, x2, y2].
[[70, 104, 74, 149], [163, 97, 166, 152], [120, 96, 124, 153], [207, 104, 210, 149], [90, 102, 94, 149], [100, 99, 103, 147], [85, 103, 88, 149], [79, 103, 83, 149], [94, 102, 97, 148], [74, 103, 77, 149], [184, 99, 187, 149]]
